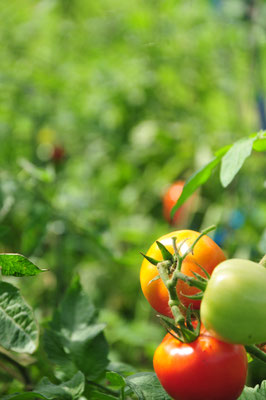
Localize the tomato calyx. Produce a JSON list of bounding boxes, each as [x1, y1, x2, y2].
[[158, 307, 201, 343]]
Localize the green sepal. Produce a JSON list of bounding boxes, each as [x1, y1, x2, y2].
[[181, 327, 199, 343], [181, 291, 204, 300], [148, 275, 161, 285], [140, 253, 159, 266], [193, 262, 211, 279], [157, 315, 184, 341], [191, 270, 208, 283], [157, 314, 200, 344], [156, 241, 173, 262]]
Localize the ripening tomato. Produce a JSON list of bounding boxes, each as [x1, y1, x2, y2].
[[51, 145, 65, 163], [201, 258, 266, 345], [153, 331, 248, 400], [140, 230, 226, 317], [163, 181, 196, 226]]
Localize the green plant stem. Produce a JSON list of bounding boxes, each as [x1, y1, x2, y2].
[[157, 261, 185, 326], [0, 353, 32, 388], [120, 387, 125, 400], [245, 345, 266, 363], [87, 380, 119, 397]]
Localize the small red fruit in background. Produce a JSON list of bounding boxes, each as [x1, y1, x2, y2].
[[51, 145, 65, 163], [163, 180, 196, 226]]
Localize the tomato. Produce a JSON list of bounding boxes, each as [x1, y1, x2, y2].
[[163, 181, 196, 226], [200, 258, 266, 345], [140, 230, 226, 317], [153, 330, 247, 400], [51, 145, 65, 163]]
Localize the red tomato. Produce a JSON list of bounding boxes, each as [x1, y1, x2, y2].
[[51, 145, 65, 163], [163, 181, 196, 226], [154, 331, 247, 400], [140, 230, 226, 317]]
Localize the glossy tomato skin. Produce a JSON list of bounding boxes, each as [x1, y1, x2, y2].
[[201, 259, 266, 345], [153, 331, 247, 400], [163, 181, 195, 226], [140, 230, 226, 317]]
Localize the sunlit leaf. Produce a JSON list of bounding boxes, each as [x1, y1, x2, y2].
[[0, 254, 47, 277], [0, 282, 38, 354]]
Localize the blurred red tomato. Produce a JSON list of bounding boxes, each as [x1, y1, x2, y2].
[[163, 180, 196, 226], [51, 145, 65, 163]]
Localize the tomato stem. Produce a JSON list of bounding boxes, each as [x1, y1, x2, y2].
[[245, 345, 266, 363], [157, 261, 185, 326]]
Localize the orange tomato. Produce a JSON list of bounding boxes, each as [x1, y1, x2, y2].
[[163, 181, 196, 226], [140, 230, 226, 317]]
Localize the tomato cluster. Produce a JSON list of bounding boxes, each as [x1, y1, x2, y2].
[[140, 230, 226, 316], [140, 228, 266, 400]]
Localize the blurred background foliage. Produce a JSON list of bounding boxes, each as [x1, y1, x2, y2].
[[0, 0, 266, 394]]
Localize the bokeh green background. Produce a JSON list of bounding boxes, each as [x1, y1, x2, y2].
[[0, 0, 265, 394]]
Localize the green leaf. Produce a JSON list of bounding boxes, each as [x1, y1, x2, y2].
[[90, 392, 117, 400], [253, 130, 266, 152], [0, 282, 38, 353], [44, 276, 109, 380], [4, 372, 85, 400], [35, 371, 85, 400], [106, 361, 137, 375], [2, 393, 48, 400], [170, 145, 229, 218], [238, 381, 266, 399], [106, 371, 125, 388], [126, 372, 171, 400], [0, 253, 47, 277], [220, 137, 255, 187]]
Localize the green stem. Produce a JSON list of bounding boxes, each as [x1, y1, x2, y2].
[[245, 345, 266, 363], [87, 380, 119, 396], [157, 261, 185, 326], [174, 271, 207, 292], [120, 387, 125, 400]]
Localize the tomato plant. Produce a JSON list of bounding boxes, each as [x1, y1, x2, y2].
[[140, 229, 226, 317], [153, 330, 248, 400], [163, 180, 196, 226], [200, 258, 266, 345]]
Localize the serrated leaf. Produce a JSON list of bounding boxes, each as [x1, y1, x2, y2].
[[44, 276, 109, 380], [35, 371, 85, 400], [171, 145, 229, 218], [238, 381, 266, 399], [106, 371, 125, 388], [220, 137, 255, 187], [126, 372, 171, 400], [0, 282, 38, 353], [0, 254, 47, 277]]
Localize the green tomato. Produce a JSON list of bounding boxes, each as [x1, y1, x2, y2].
[[200, 259, 266, 345]]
